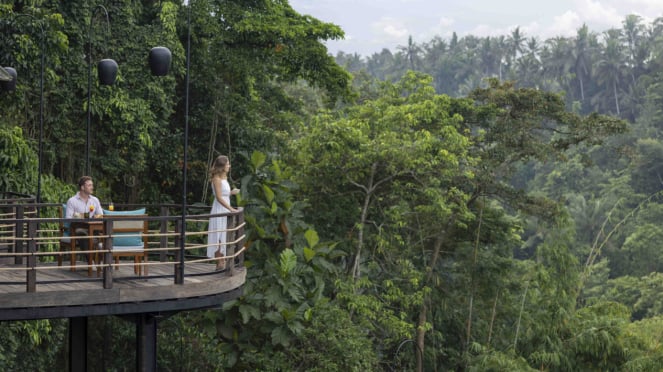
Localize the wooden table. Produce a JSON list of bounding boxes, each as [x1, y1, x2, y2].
[[69, 220, 104, 277]]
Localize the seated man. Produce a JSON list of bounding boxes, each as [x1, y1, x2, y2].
[[65, 176, 104, 251]]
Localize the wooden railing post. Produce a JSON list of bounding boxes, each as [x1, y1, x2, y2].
[[26, 220, 37, 292], [159, 206, 169, 262], [174, 218, 183, 284], [14, 205, 24, 265], [225, 211, 237, 277], [237, 209, 245, 268], [102, 218, 113, 289]]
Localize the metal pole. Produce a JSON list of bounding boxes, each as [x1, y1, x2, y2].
[[179, 0, 192, 284], [12, 14, 45, 215], [86, 5, 111, 176], [37, 22, 44, 213]]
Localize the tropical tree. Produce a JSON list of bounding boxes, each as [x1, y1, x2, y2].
[[397, 35, 422, 71], [593, 29, 627, 115], [506, 26, 526, 66], [572, 24, 597, 106], [290, 72, 628, 370]]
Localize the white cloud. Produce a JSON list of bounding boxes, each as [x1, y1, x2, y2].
[[289, 0, 663, 56], [519, 21, 543, 38], [438, 17, 455, 28], [577, 0, 622, 25], [548, 11, 582, 37], [373, 17, 409, 39]]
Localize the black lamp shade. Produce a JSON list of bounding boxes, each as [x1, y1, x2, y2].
[[0, 67, 17, 92], [148, 46, 171, 76], [98, 59, 118, 85]]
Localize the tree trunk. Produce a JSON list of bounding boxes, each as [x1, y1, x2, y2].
[[351, 162, 377, 280], [415, 235, 447, 371], [416, 302, 426, 372], [613, 80, 620, 115]]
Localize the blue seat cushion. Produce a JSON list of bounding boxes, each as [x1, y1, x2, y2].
[[113, 232, 143, 247], [103, 208, 146, 248], [103, 208, 146, 215]]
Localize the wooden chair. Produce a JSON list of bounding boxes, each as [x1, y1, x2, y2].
[[107, 214, 149, 276], [57, 205, 77, 271]]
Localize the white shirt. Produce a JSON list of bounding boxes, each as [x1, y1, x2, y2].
[[65, 192, 103, 218]]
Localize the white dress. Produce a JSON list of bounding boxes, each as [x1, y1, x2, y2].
[[207, 179, 231, 258]]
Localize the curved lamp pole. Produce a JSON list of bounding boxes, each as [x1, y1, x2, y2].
[[86, 5, 117, 176], [1, 14, 45, 214], [175, 0, 192, 284]]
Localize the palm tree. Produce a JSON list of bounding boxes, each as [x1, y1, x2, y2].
[[507, 26, 526, 60], [647, 16, 663, 72], [540, 36, 573, 93], [526, 36, 540, 55], [490, 35, 508, 80], [336, 51, 365, 72], [421, 35, 447, 71], [622, 14, 647, 83], [515, 53, 542, 88], [397, 35, 422, 70], [571, 24, 597, 105], [593, 29, 627, 115], [478, 36, 500, 77], [366, 48, 395, 81]]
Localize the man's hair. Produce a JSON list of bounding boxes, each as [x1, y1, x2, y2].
[[78, 176, 92, 189]]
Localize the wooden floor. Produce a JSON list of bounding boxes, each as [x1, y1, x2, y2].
[[0, 260, 246, 321]]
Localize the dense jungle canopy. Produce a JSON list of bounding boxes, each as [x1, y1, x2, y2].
[[3, 0, 663, 371]]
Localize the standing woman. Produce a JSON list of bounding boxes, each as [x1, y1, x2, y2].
[[207, 155, 239, 269]]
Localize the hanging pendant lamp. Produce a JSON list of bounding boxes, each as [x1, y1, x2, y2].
[[97, 59, 118, 85], [0, 67, 17, 92], [148, 46, 172, 76]]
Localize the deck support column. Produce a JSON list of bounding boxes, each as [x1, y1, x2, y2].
[[69, 317, 87, 372], [136, 313, 158, 372]]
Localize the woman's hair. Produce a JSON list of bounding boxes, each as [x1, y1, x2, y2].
[[209, 155, 229, 178]]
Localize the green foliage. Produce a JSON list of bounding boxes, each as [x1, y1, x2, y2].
[[4, 3, 663, 370], [629, 138, 663, 195], [0, 319, 67, 370], [622, 316, 663, 370], [289, 300, 379, 371], [290, 71, 474, 278], [290, 70, 631, 370], [587, 273, 663, 321], [568, 302, 632, 370], [1, 0, 352, 207], [0, 126, 37, 194], [179, 151, 347, 370], [333, 271, 422, 360], [467, 344, 536, 372], [618, 223, 663, 276]]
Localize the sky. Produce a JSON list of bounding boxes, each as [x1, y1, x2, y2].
[[288, 0, 663, 57]]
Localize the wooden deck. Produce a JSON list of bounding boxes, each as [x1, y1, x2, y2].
[[0, 202, 248, 323], [1, 200, 249, 370], [0, 260, 245, 320]]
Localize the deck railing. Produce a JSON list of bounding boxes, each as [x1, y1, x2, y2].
[[0, 202, 246, 292]]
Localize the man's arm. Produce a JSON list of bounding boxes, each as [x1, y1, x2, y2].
[[65, 199, 75, 218]]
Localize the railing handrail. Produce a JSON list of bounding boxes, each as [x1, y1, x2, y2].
[[0, 202, 246, 293]]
